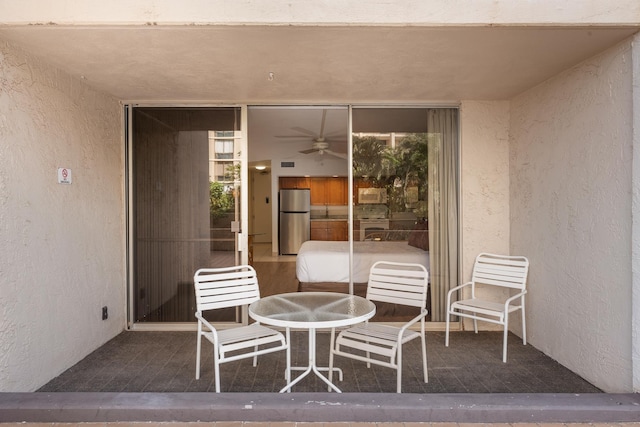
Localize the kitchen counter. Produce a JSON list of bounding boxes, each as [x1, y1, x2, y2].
[[310, 216, 348, 221]]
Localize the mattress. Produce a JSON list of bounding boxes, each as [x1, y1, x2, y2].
[[296, 240, 429, 284]]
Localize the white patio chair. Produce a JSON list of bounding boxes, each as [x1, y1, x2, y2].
[[328, 261, 429, 393], [194, 265, 290, 392], [445, 253, 529, 363]]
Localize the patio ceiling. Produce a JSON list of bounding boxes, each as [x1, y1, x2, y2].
[[0, 25, 637, 103]]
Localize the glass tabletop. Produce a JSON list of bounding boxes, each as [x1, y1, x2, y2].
[[249, 292, 376, 329]]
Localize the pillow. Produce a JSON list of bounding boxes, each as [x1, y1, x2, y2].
[[408, 218, 429, 251]]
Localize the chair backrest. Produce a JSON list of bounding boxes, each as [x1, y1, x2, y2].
[[194, 265, 261, 312], [366, 261, 429, 309], [472, 253, 529, 291]]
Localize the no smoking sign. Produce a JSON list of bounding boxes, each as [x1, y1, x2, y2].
[[57, 167, 72, 184]]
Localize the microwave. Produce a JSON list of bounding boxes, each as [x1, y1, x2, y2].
[[358, 187, 388, 204]]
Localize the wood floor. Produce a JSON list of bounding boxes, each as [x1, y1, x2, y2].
[[252, 261, 299, 296]]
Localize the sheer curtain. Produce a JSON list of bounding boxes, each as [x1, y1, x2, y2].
[[427, 109, 459, 321]]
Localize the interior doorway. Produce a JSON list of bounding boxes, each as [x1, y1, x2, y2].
[[250, 167, 273, 244]]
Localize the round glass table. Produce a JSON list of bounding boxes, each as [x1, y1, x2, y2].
[[249, 292, 376, 393]]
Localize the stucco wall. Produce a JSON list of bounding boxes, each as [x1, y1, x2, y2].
[[458, 101, 512, 328], [510, 40, 634, 392], [0, 41, 125, 391]]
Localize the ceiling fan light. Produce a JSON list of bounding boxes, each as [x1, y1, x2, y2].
[[255, 165, 266, 170]]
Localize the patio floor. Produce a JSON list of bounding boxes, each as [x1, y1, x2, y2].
[[38, 329, 600, 394], [4, 329, 640, 424]]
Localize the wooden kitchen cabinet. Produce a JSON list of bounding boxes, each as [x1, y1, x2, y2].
[[279, 177, 310, 189], [281, 176, 348, 205], [309, 178, 327, 205], [326, 178, 347, 205], [328, 220, 348, 241], [311, 220, 348, 241], [310, 220, 328, 240], [310, 177, 347, 205]]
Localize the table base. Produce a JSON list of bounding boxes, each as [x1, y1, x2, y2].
[[280, 328, 343, 393]]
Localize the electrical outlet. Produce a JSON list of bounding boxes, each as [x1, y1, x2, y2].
[[102, 306, 108, 320]]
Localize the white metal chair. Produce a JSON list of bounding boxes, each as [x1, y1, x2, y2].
[[194, 265, 290, 392], [328, 261, 429, 393], [445, 253, 530, 363]]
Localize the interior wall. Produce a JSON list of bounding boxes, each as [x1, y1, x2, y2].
[[0, 41, 125, 391], [510, 39, 635, 392], [458, 101, 512, 326]]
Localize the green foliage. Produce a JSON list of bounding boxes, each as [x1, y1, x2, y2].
[[352, 136, 394, 183], [209, 181, 234, 218], [353, 133, 429, 215]]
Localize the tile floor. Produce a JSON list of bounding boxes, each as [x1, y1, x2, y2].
[[38, 329, 600, 394]]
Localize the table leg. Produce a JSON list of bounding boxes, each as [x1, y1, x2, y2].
[[279, 328, 343, 393]]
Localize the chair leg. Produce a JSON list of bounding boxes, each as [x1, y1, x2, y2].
[[421, 326, 428, 384], [214, 348, 221, 392], [445, 311, 450, 347], [502, 315, 509, 363], [396, 342, 402, 393], [195, 330, 202, 380], [521, 297, 527, 345], [473, 318, 478, 334]]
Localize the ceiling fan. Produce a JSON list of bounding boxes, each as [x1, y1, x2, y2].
[[276, 109, 347, 159]]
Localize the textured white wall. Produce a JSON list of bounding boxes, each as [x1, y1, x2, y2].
[[510, 40, 634, 392], [0, 41, 125, 391], [459, 101, 512, 329]]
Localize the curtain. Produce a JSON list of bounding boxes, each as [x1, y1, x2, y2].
[[427, 109, 459, 321]]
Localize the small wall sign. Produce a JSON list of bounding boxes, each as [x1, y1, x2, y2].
[[57, 168, 72, 184]]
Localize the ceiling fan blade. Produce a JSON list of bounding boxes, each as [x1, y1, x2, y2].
[[322, 137, 347, 143], [324, 149, 348, 160], [299, 148, 319, 154], [318, 109, 327, 139], [289, 126, 317, 136], [274, 134, 313, 139]]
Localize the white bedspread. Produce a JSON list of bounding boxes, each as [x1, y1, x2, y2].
[[296, 240, 430, 284]]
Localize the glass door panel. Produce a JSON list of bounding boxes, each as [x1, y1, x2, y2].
[[351, 107, 431, 321], [131, 107, 244, 324]]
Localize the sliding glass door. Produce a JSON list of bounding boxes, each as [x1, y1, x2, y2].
[[126, 105, 457, 326], [350, 107, 459, 321], [129, 107, 246, 325]]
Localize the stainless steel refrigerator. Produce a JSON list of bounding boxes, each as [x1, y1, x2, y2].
[[279, 188, 310, 255]]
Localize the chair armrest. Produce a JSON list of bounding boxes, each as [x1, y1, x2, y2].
[[504, 289, 527, 310], [195, 312, 218, 339], [447, 281, 472, 296], [447, 281, 472, 307], [399, 308, 429, 335]]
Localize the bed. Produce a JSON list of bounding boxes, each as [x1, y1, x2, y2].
[[297, 240, 429, 285], [296, 240, 430, 320]]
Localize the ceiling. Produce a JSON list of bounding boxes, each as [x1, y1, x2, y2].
[[0, 25, 637, 103], [1, 24, 637, 168]]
